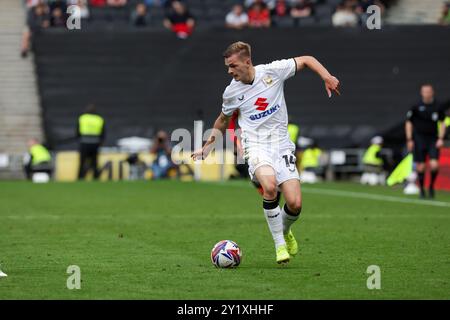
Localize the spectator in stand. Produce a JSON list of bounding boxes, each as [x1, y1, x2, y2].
[[272, 0, 291, 18], [271, 0, 292, 27], [332, 0, 359, 27], [21, 2, 50, 58], [67, 0, 90, 20], [107, 0, 127, 7], [290, 0, 314, 26], [440, 1, 450, 25], [89, 0, 106, 6], [245, 0, 276, 10], [131, 2, 151, 27], [225, 4, 249, 30], [47, 0, 67, 27], [27, 2, 50, 29], [163, 1, 195, 39], [50, 7, 68, 27], [248, 0, 271, 28], [25, 0, 42, 9]]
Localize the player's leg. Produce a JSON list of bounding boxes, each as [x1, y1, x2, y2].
[[78, 146, 87, 180], [277, 148, 302, 256], [428, 144, 440, 198], [252, 179, 281, 201], [279, 178, 302, 256], [254, 165, 289, 264], [416, 162, 426, 198], [413, 136, 426, 198], [92, 147, 100, 180]]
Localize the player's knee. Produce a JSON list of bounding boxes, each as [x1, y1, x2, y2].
[[263, 184, 278, 200], [287, 199, 302, 215], [416, 164, 426, 173], [430, 162, 439, 171]]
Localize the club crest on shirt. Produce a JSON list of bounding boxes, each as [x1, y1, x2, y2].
[[432, 112, 438, 121], [263, 75, 273, 86]]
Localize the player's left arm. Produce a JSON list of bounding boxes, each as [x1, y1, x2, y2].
[[294, 56, 340, 98], [436, 120, 446, 148]]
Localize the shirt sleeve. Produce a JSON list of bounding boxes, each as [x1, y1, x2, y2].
[[406, 108, 415, 120], [221, 89, 239, 116], [225, 13, 233, 24], [264, 58, 297, 81]]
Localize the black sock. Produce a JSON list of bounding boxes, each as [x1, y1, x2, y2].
[[430, 170, 439, 190], [283, 203, 301, 217], [418, 172, 425, 192], [263, 198, 279, 210]]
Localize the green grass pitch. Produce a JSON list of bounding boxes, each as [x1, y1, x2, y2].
[[0, 180, 449, 299]]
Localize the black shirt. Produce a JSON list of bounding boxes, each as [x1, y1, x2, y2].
[[406, 100, 445, 137]]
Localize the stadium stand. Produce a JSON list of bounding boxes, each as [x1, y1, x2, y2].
[[0, 1, 43, 161], [22, 0, 399, 30]]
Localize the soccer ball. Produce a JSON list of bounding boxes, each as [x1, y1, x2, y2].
[[210, 240, 242, 268]]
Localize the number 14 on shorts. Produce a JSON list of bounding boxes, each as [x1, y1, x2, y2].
[[282, 154, 296, 171]]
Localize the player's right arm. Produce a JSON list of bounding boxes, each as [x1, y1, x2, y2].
[[405, 109, 414, 152], [405, 120, 414, 152], [191, 112, 230, 160]]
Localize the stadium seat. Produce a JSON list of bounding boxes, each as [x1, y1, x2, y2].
[[294, 16, 317, 27], [272, 16, 294, 28]]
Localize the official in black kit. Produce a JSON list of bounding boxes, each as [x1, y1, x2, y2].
[[405, 84, 447, 198]]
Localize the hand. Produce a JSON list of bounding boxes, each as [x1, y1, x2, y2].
[[407, 140, 414, 152], [324, 75, 341, 98], [191, 145, 211, 161], [191, 149, 205, 161], [436, 138, 444, 149]]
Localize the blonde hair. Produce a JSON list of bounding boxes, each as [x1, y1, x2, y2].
[[223, 41, 252, 59]]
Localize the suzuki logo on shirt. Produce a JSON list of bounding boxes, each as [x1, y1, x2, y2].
[[249, 104, 280, 121], [255, 98, 269, 111]]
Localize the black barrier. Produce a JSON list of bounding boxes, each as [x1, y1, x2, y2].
[[33, 27, 450, 150]]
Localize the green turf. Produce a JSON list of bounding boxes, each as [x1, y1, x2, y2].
[[0, 180, 449, 299]]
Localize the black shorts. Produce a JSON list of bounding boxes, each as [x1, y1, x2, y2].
[[413, 134, 440, 163]]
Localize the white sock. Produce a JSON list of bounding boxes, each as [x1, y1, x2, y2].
[[281, 204, 300, 235], [263, 199, 285, 249]]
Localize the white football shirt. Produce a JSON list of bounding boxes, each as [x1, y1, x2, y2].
[[222, 58, 297, 150]]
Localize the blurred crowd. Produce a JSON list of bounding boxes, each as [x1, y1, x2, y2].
[[226, 0, 389, 29], [20, 0, 445, 55], [23, 0, 395, 32]]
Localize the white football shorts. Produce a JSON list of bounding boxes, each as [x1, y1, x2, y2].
[[245, 145, 300, 186]]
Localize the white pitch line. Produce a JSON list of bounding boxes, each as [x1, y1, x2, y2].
[[303, 187, 450, 208], [206, 181, 450, 208]]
